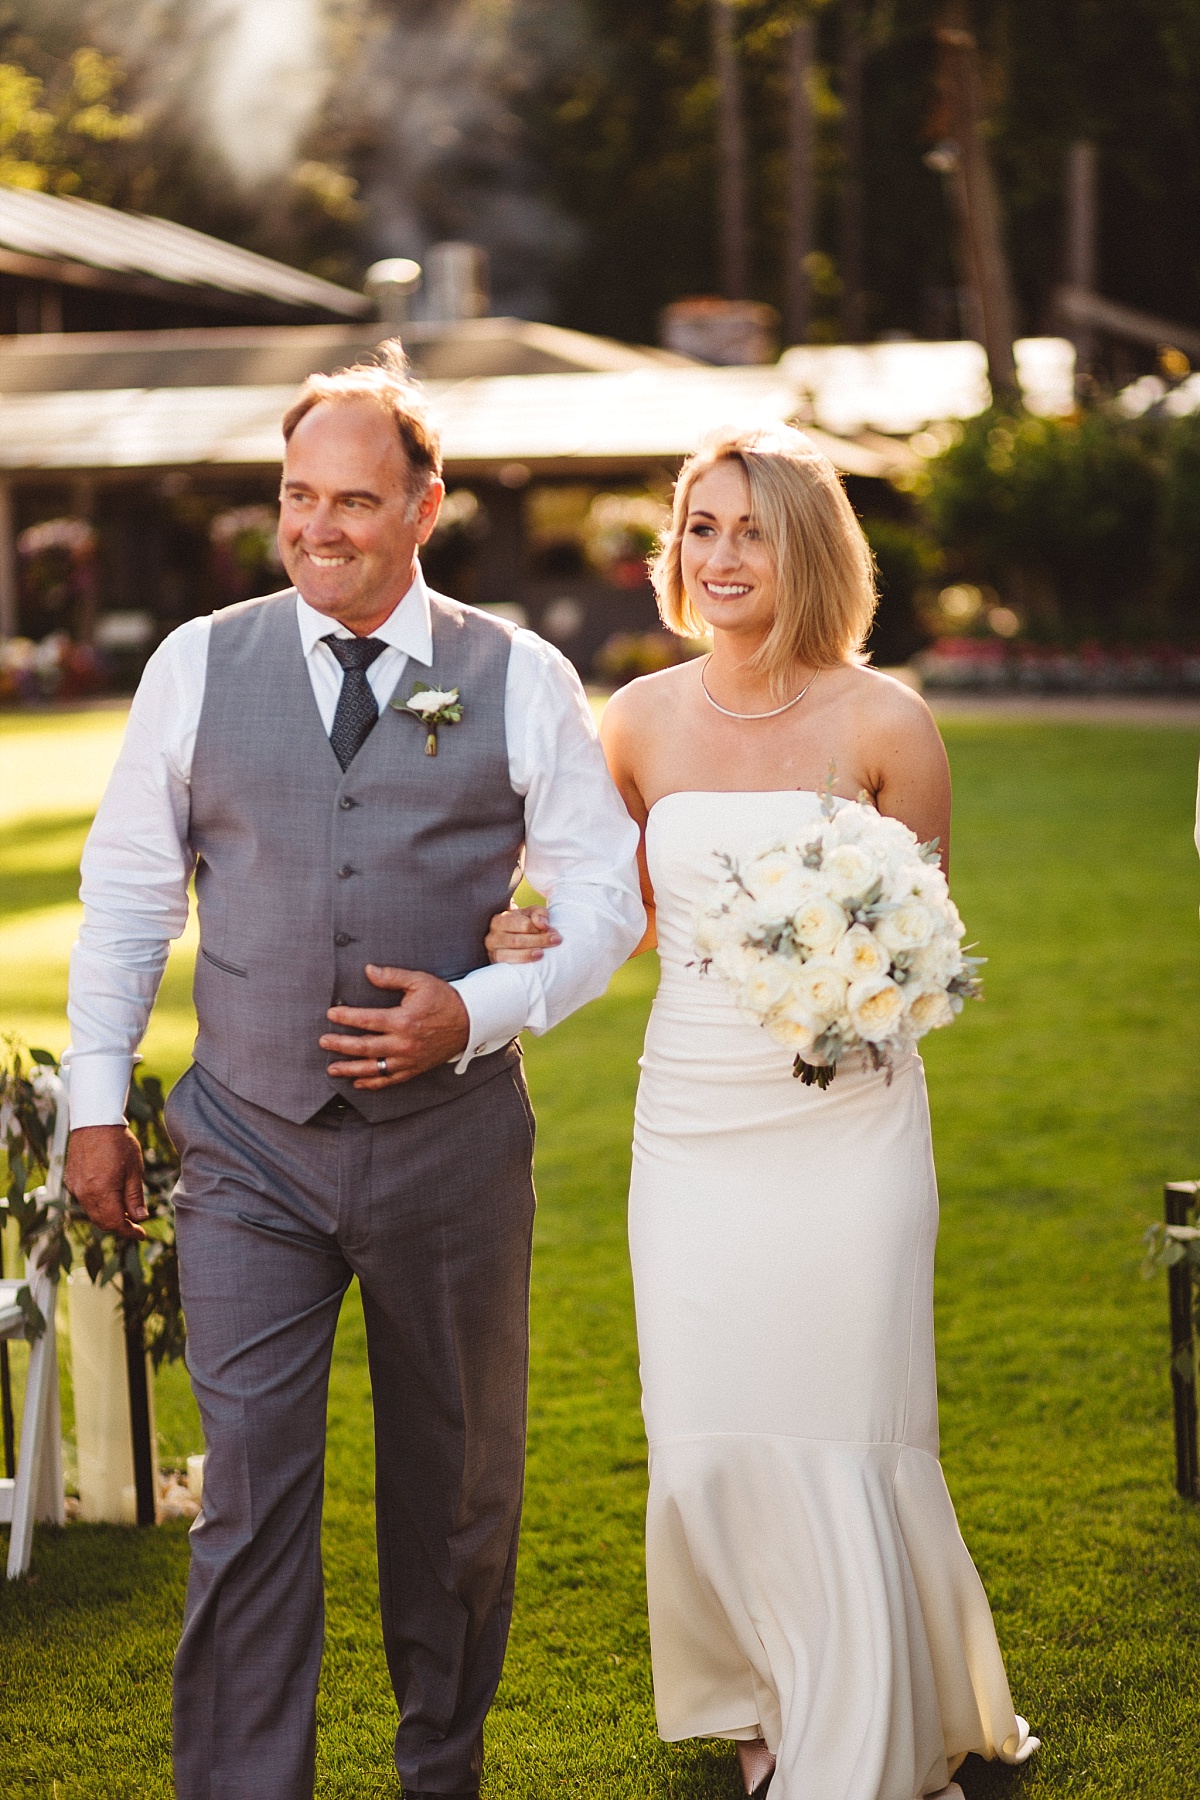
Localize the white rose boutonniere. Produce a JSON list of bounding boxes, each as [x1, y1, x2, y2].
[[392, 681, 463, 756]]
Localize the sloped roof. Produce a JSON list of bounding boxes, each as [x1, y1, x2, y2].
[[0, 183, 369, 319], [0, 367, 915, 479], [0, 340, 1075, 480], [0, 316, 689, 394]]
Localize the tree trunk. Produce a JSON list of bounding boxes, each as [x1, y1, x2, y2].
[[713, 0, 749, 300], [785, 12, 816, 344], [935, 14, 1019, 401], [1065, 139, 1099, 377], [839, 0, 866, 341]]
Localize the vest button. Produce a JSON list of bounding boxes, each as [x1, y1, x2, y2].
[[339, 796, 357, 810], [337, 864, 354, 879], [334, 932, 352, 947]]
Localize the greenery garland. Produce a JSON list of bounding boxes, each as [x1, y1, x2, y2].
[[0, 1041, 184, 1365]]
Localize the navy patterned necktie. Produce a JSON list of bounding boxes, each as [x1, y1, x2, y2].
[[324, 633, 387, 771]]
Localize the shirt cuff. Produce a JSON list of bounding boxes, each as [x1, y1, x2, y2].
[[448, 963, 534, 1073], [61, 1053, 135, 1129]]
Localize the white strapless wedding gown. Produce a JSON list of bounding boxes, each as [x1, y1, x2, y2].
[[628, 791, 1037, 1800]]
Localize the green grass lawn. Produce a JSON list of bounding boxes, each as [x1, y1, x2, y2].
[[1, 708, 1199, 1798]]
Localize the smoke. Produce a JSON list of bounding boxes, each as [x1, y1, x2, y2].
[[194, 0, 329, 183], [49, 0, 331, 182], [329, 0, 592, 319], [12, 0, 592, 316]]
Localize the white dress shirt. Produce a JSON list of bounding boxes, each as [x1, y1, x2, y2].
[[64, 566, 645, 1126]]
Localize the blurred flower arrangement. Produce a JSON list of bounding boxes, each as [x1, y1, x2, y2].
[[209, 505, 283, 602], [914, 637, 1200, 692], [583, 494, 669, 588], [0, 630, 107, 702], [1, 1042, 184, 1365], [18, 513, 98, 626]]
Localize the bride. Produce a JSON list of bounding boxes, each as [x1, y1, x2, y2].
[[487, 427, 1038, 1800]]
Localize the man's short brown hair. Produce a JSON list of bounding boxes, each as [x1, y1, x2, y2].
[[281, 339, 442, 506]]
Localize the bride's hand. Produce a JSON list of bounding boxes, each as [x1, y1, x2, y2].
[[485, 904, 562, 963]]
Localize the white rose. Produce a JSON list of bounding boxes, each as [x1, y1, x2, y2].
[[833, 922, 890, 980], [846, 975, 906, 1042], [405, 687, 459, 716], [739, 958, 795, 1016], [786, 954, 849, 1021], [791, 893, 848, 953], [825, 805, 867, 842], [874, 901, 936, 954], [912, 863, 949, 903], [764, 1008, 821, 1055], [905, 985, 956, 1034], [745, 849, 818, 916], [694, 909, 732, 957], [901, 934, 960, 985], [712, 939, 761, 985], [821, 842, 877, 901]]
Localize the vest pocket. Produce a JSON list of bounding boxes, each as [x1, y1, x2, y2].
[[201, 946, 249, 978]]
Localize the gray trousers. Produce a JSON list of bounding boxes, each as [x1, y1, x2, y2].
[[165, 1061, 537, 1800]]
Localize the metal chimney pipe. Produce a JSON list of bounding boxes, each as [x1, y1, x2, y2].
[[365, 257, 422, 329], [424, 242, 489, 322]]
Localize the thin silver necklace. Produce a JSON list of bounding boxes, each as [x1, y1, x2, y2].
[[700, 657, 818, 721]]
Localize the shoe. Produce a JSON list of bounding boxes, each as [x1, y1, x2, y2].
[[403, 1791, 480, 1799], [748, 1774, 774, 1800]]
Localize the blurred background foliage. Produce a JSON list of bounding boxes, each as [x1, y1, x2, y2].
[[916, 409, 1200, 645], [0, 1, 1194, 343]]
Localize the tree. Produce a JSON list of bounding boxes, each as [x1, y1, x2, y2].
[[0, 46, 141, 198]]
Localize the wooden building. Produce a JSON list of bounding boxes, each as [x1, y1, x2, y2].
[[0, 182, 1073, 681]]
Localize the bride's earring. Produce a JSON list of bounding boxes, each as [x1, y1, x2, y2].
[[736, 1738, 776, 1797]]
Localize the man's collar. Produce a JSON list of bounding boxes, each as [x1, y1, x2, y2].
[[294, 563, 433, 667]]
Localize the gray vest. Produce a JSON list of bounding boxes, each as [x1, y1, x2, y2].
[[188, 587, 526, 1124]]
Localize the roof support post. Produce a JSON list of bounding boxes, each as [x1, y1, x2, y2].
[[0, 478, 18, 640], [70, 475, 98, 643]]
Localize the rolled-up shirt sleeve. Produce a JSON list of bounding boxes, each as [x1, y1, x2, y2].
[[449, 631, 644, 1065], [63, 625, 202, 1126]]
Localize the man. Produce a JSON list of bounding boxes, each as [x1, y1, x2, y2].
[[64, 349, 644, 1800]]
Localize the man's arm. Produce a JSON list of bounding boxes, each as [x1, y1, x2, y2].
[[63, 625, 203, 1231], [451, 632, 644, 1054], [319, 632, 644, 1090]]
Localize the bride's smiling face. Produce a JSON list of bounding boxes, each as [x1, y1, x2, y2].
[[680, 459, 777, 638]]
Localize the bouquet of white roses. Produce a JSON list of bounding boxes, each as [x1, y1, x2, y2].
[[693, 793, 982, 1087]]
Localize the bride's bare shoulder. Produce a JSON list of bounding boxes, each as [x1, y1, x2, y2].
[[600, 661, 697, 742], [832, 662, 940, 737]]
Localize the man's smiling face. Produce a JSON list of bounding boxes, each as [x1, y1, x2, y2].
[[278, 396, 444, 635]]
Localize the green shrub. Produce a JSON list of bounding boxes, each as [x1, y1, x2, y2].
[[920, 408, 1173, 642], [860, 517, 943, 664]]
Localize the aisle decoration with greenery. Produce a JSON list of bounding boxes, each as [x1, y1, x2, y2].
[[0, 1041, 183, 1361]]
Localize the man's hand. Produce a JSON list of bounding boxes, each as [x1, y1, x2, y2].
[[65, 1125, 148, 1240], [320, 965, 471, 1089], [485, 904, 561, 964]]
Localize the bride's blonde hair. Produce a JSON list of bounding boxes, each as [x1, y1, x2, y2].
[[651, 426, 878, 695]]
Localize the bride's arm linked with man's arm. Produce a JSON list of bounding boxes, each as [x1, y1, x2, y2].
[[487, 680, 658, 965]]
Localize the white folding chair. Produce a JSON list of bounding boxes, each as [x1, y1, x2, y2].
[[1, 1071, 67, 1577]]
